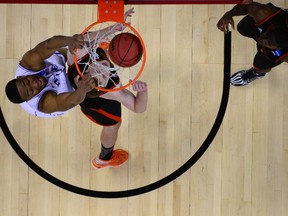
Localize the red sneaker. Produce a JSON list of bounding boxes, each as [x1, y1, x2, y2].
[[91, 149, 129, 169]]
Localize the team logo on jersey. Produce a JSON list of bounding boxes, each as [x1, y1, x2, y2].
[[45, 63, 65, 88], [272, 49, 282, 57]]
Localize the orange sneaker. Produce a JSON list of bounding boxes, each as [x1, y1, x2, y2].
[[99, 41, 110, 50], [91, 149, 129, 169]]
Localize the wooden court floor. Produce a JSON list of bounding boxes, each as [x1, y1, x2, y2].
[[1, 1, 288, 215]]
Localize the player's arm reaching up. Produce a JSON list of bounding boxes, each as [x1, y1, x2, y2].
[[100, 80, 148, 113], [39, 73, 96, 113], [21, 34, 84, 72], [217, 1, 278, 32]]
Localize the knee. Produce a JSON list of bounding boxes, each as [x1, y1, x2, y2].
[[113, 121, 121, 130], [101, 121, 121, 138], [107, 121, 121, 132]]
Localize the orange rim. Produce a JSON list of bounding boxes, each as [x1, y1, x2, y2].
[[73, 21, 146, 92]]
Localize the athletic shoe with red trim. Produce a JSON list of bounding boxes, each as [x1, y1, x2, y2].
[[91, 149, 129, 169]]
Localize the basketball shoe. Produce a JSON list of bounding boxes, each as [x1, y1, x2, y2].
[[230, 68, 266, 86], [91, 149, 129, 169]]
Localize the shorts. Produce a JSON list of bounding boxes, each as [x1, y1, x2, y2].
[[80, 97, 121, 126]]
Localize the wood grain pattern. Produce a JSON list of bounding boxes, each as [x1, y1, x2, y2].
[[1, 1, 288, 215]]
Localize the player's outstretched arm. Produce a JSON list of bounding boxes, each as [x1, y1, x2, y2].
[[130, 80, 148, 113], [21, 34, 84, 72], [217, 2, 278, 32], [38, 73, 96, 113], [100, 80, 148, 113]]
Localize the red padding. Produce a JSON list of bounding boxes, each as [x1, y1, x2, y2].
[[0, 0, 242, 4]]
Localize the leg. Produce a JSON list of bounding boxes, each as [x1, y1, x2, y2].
[[94, 121, 128, 169], [94, 122, 128, 168], [80, 98, 128, 169], [101, 122, 121, 148], [253, 51, 281, 73], [99, 122, 121, 160], [230, 50, 283, 86]]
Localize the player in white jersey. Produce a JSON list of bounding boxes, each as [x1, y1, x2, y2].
[[6, 34, 95, 113], [15, 51, 75, 117], [5, 8, 148, 169]]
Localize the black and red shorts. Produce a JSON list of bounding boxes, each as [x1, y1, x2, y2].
[[80, 97, 121, 126]]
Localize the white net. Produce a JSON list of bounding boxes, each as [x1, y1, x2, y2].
[[74, 21, 145, 91]]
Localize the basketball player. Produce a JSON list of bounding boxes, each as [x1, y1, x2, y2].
[[5, 8, 148, 169], [217, 1, 288, 86]]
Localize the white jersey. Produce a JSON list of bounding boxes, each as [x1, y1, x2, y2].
[[16, 52, 75, 118]]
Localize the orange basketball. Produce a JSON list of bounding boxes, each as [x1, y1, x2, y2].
[[108, 33, 143, 67]]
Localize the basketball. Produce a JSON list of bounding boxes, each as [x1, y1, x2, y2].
[[108, 33, 143, 67]]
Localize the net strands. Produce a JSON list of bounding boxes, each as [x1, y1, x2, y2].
[[75, 22, 143, 90], [0, 0, 243, 4], [78, 24, 120, 88]]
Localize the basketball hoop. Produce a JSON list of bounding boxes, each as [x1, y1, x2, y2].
[[73, 0, 146, 92]]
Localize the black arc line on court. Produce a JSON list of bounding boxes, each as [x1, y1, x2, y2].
[[0, 32, 231, 198]]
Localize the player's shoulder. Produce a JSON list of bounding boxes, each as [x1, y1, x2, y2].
[[248, 2, 281, 23], [21, 49, 45, 71]]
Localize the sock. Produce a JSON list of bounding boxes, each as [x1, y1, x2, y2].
[[99, 144, 114, 160]]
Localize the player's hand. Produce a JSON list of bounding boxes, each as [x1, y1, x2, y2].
[[111, 8, 135, 33], [74, 73, 96, 94], [124, 8, 135, 21], [131, 80, 147, 92], [67, 34, 85, 54], [216, 12, 235, 33]]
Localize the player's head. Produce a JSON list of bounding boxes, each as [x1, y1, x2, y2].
[[258, 26, 288, 49], [5, 75, 47, 104], [5, 79, 24, 104]]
